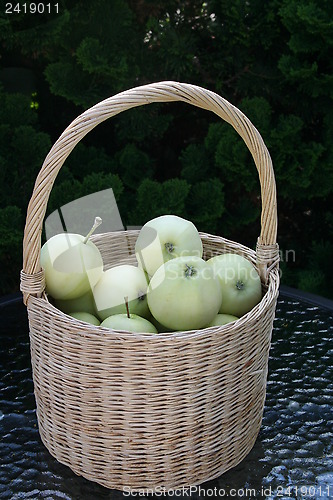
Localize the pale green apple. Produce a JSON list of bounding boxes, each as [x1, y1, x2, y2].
[[149, 315, 174, 333], [135, 214, 203, 277], [40, 218, 103, 300], [207, 253, 262, 317], [68, 311, 100, 325], [54, 289, 96, 316], [206, 313, 239, 327], [93, 264, 149, 320], [101, 314, 157, 333], [147, 255, 222, 331]]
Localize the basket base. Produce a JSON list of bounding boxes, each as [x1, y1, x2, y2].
[[37, 411, 263, 491]]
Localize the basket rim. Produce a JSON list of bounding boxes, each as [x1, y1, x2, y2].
[[27, 268, 279, 341], [26, 229, 280, 342]]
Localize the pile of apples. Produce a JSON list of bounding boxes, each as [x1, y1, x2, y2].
[[40, 215, 263, 333]]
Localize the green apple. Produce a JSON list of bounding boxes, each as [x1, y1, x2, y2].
[[40, 217, 103, 300], [68, 311, 100, 326], [149, 315, 174, 333], [93, 264, 150, 321], [207, 253, 262, 317], [147, 256, 222, 331], [54, 289, 96, 316], [135, 214, 203, 277], [101, 314, 157, 333], [206, 313, 239, 327]]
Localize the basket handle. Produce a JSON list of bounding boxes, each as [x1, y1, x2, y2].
[[20, 81, 279, 304]]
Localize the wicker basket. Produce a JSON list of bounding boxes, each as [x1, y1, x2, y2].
[[20, 81, 280, 491]]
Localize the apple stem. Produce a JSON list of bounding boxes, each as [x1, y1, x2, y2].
[[83, 217, 102, 244], [124, 296, 130, 319]]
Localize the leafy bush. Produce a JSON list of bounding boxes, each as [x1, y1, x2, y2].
[[0, 0, 332, 299]]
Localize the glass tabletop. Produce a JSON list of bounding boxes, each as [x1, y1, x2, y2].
[[0, 292, 332, 499]]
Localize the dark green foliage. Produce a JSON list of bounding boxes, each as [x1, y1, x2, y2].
[[209, 122, 255, 192], [116, 144, 153, 190], [133, 178, 190, 223], [186, 178, 225, 233], [41, 0, 140, 108], [0, 84, 53, 292], [278, 1, 333, 99], [180, 144, 210, 183], [115, 106, 173, 145], [296, 241, 333, 297], [81, 173, 123, 200], [0, 206, 23, 293], [0, 0, 332, 299], [0, 90, 38, 127], [48, 173, 123, 215]]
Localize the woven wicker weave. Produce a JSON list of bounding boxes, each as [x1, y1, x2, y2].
[[20, 81, 280, 491]]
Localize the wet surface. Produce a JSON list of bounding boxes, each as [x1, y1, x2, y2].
[[0, 296, 332, 499]]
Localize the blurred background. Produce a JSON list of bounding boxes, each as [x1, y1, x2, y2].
[[0, 0, 332, 298]]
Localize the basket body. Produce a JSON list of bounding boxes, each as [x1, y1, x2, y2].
[[27, 232, 279, 490], [20, 81, 280, 490]]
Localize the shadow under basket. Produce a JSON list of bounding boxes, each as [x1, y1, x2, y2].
[[20, 81, 280, 491]]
